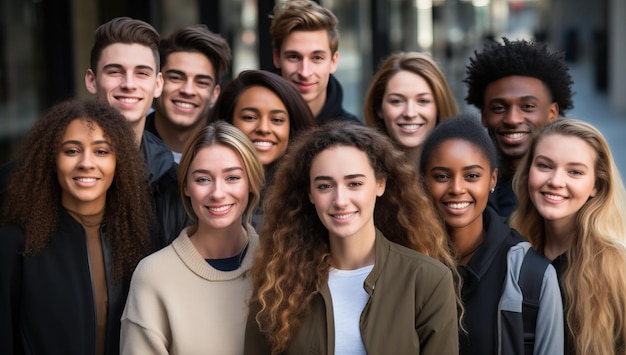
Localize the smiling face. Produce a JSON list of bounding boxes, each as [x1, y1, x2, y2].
[[528, 134, 597, 228], [232, 86, 290, 166], [424, 139, 497, 236], [57, 119, 116, 214], [380, 70, 438, 152], [273, 29, 339, 117], [85, 43, 164, 128], [308, 146, 386, 242], [155, 51, 219, 131], [184, 145, 249, 233], [482, 76, 558, 166]]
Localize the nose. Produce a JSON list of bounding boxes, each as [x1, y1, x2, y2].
[[121, 72, 137, 90], [180, 78, 195, 96], [502, 106, 524, 126], [333, 186, 348, 207], [256, 117, 271, 135], [78, 152, 95, 170], [210, 180, 226, 200], [448, 176, 466, 195], [404, 100, 418, 119], [298, 58, 311, 78], [547, 169, 565, 188]]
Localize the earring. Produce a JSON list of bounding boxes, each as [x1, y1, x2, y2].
[[490, 187, 495, 194]]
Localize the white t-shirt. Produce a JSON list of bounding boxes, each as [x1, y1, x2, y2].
[[328, 264, 374, 355]]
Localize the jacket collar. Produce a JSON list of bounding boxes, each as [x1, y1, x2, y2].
[[316, 74, 345, 124], [362, 229, 390, 295]]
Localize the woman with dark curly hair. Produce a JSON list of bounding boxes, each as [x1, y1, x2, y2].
[[0, 99, 155, 355], [244, 122, 459, 355]]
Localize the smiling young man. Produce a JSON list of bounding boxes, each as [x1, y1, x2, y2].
[[270, 0, 360, 124], [146, 25, 231, 163], [464, 38, 574, 218]]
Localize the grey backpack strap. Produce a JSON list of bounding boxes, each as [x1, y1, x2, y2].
[[518, 247, 551, 355]]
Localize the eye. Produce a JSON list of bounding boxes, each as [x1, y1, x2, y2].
[[316, 183, 331, 190], [226, 175, 242, 182], [466, 172, 481, 180], [271, 116, 286, 124], [490, 105, 506, 114], [137, 70, 151, 77], [312, 55, 324, 62], [569, 169, 584, 176], [521, 104, 536, 111], [195, 177, 210, 183], [64, 148, 80, 156], [95, 148, 110, 156], [535, 162, 552, 170], [347, 181, 363, 188], [239, 114, 257, 122], [197, 80, 212, 88], [166, 74, 184, 82], [433, 173, 450, 181], [287, 54, 300, 61], [418, 98, 432, 105], [387, 98, 403, 105]]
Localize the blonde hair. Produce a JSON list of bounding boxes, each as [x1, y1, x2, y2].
[[510, 118, 626, 354], [364, 51, 458, 133], [177, 121, 265, 235]]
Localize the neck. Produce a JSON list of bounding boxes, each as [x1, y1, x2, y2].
[[309, 91, 327, 118], [449, 218, 484, 265], [543, 219, 575, 260], [190, 223, 248, 259], [131, 119, 146, 149], [405, 146, 422, 171], [328, 223, 376, 270], [65, 205, 105, 228], [154, 112, 202, 153]]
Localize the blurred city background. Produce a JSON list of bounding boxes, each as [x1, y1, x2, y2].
[[1, 0, 625, 171]]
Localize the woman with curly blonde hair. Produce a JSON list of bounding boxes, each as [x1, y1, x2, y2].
[[0, 99, 154, 354], [510, 118, 626, 354], [244, 122, 459, 354]]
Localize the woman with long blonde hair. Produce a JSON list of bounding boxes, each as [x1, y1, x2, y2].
[[510, 118, 626, 354], [244, 122, 460, 354]]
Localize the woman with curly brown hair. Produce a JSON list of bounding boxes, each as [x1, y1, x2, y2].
[[244, 122, 459, 355], [0, 99, 155, 355]]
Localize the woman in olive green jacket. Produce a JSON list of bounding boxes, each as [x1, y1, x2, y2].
[[244, 122, 459, 355]]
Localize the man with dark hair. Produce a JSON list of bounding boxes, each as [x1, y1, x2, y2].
[[146, 25, 232, 163], [464, 37, 574, 218], [270, 0, 359, 124]]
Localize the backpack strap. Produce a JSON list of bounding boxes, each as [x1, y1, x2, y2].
[[518, 247, 551, 355]]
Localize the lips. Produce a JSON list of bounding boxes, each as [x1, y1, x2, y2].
[[172, 100, 197, 110], [541, 192, 567, 202], [398, 123, 424, 133], [115, 96, 141, 104], [206, 203, 234, 215], [330, 211, 356, 221], [252, 140, 276, 151], [498, 131, 530, 144]]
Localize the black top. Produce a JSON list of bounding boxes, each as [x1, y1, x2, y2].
[[315, 74, 361, 125]]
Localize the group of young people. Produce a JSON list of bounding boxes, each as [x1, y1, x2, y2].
[[1, 0, 625, 354]]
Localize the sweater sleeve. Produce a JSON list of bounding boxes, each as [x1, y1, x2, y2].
[[120, 258, 170, 355], [243, 299, 273, 355], [415, 268, 459, 355], [0, 225, 24, 353], [534, 264, 564, 355]]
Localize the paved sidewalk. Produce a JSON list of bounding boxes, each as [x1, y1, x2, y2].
[[567, 61, 626, 176]]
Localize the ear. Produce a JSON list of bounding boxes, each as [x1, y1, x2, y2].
[[490, 168, 498, 192], [153, 72, 164, 99], [590, 183, 598, 198], [85, 69, 98, 94], [376, 178, 387, 197], [329, 51, 339, 74], [272, 49, 281, 69], [210, 85, 221, 108], [547, 102, 559, 123]]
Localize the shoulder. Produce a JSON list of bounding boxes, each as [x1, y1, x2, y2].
[[387, 241, 451, 279]]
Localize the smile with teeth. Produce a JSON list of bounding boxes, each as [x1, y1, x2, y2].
[[173, 101, 195, 109], [253, 141, 275, 147], [445, 202, 471, 209], [332, 212, 356, 219], [501, 132, 528, 139], [399, 124, 422, 130], [75, 177, 98, 183], [117, 97, 140, 104], [207, 204, 233, 212], [543, 193, 565, 201]]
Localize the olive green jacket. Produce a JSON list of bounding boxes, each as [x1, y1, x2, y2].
[[244, 230, 459, 354]]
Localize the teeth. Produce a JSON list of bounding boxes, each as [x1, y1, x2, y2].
[[503, 132, 527, 139], [174, 101, 194, 108], [544, 193, 565, 201], [400, 124, 420, 130], [333, 213, 355, 219], [76, 178, 97, 183], [447, 202, 470, 209], [118, 97, 139, 103], [254, 141, 274, 147], [209, 205, 232, 212]]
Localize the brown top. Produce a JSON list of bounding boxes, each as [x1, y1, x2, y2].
[[68, 209, 107, 355]]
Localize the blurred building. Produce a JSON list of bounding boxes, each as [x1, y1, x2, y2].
[[1, 0, 624, 164]]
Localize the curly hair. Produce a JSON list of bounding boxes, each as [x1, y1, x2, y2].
[[510, 119, 626, 354], [160, 25, 232, 83], [270, 0, 339, 54], [177, 121, 265, 236], [365, 51, 459, 133], [250, 122, 459, 353], [89, 17, 160, 73], [464, 37, 573, 115], [1, 99, 154, 283]]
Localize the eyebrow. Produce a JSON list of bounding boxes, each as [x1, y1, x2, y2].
[[283, 49, 329, 55], [191, 167, 244, 175], [61, 139, 111, 146], [239, 107, 288, 115], [488, 95, 540, 104], [430, 164, 485, 172], [313, 174, 366, 181], [535, 155, 590, 169], [102, 63, 155, 72], [165, 69, 214, 82]]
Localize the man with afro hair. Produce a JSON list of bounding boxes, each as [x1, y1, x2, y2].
[[464, 37, 573, 218]]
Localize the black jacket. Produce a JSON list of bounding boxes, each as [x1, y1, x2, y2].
[[316, 74, 361, 125], [0, 209, 127, 354]]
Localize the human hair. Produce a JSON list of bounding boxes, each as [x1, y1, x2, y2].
[[510, 119, 626, 354], [160, 25, 232, 83], [208, 69, 315, 145], [1, 99, 154, 282], [364, 51, 459, 134], [89, 17, 160, 73], [177, 121, 265, 236], [270, 0, 339, 54], [419, 113, 497, 176], [250, 121, 459, 353], [464, 37, 573, 115]]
